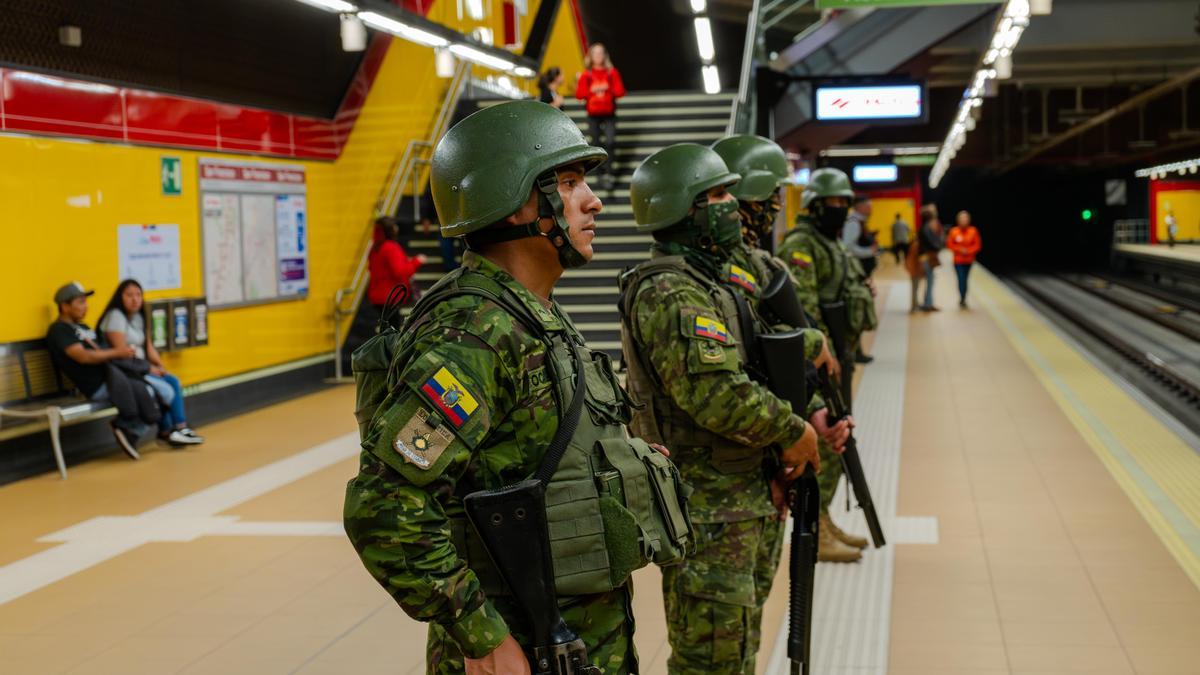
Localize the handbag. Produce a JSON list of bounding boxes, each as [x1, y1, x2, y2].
[[110, 357, 151, 377]]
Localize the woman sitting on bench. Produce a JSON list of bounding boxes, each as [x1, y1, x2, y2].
[[100, 280, 204, 447]]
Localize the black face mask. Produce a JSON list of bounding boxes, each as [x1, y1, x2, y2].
[[811, 200, 849, 239]]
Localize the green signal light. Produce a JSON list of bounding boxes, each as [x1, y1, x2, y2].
[[1082, 209, 1093, 221]]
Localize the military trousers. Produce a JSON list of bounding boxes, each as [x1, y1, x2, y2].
[[817, 438, 845, 513], [426, 586, 637, 674], [662, 515, 784, 675]]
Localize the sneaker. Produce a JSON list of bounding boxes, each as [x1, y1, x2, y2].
[[180, 428, 205, 443], [111, 423, 141, 460], [164, 429, 204, 447]]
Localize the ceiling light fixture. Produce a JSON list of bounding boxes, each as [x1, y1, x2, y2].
[[690, 0, 707, 12], [294, 0, 357, 12], [702, 65, 721, 95], [694, 18, 715, 62], [449, 43, 515, 72], [931, 0, 1032, 188], [1134, 157, 1200, 178], [359, 10, 450, 48]]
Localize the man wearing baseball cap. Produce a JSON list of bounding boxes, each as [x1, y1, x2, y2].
[[46, 281, 160, 459]]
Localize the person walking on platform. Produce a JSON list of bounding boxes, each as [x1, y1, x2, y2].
[[620, 142, 820, 674], [891, 212, 911, 264], [910, 205, 945, 312], [344, 101, 693, 675], [947, 210, 982, 308], [576, 43, 625, 191], [776, 168, 878, 563]]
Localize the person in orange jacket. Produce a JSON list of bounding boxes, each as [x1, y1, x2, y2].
[[947, 210, 982, 308], [576, 42, 625, 190]]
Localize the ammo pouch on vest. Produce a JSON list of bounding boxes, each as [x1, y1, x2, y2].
[[847, 281, 878, 334], [419, 274, 692, 600]]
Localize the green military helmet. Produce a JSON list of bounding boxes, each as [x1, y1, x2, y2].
[[630, 143, 740, 232], [710, 134, 791, 202], [801, 167, 854, 210], [431, 100, 608, 237]]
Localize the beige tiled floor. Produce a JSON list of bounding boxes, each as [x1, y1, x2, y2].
[[1, 259, 1197, 673], [887, 258, 1200, 675]]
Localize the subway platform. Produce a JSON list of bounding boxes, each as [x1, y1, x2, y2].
[[1, 257, 1198, 675]]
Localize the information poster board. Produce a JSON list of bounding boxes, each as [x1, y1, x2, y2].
[[199, 159, 309, 308], [118, 224, 181, 291]]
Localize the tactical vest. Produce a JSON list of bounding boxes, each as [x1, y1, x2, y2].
[[618, 255, 768, 474], [367, 268, 694, 599]]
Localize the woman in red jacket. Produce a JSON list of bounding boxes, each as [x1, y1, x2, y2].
[[947, 210, 982, 308], [367, 216, 425, 309], [576, 42, 625, 189]]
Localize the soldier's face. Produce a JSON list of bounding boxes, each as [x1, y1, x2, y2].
[[704, 185, 736, 206], [557, 164, 603, 261]]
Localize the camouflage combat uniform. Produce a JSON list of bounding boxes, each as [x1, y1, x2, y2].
[[344, 252, 636, 674], [776, 215, 875, 510]]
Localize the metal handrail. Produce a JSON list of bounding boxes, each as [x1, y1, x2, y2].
[[728, 0, 763, 136], [330, 59, 471, 380]]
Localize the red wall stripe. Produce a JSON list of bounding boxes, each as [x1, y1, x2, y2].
[[567, 0, 589, 54]]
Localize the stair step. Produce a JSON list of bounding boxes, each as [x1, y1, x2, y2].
[[566, 105, 732, 120], [576, 119, 727, 132]]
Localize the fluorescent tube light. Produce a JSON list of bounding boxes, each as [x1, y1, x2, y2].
[[295, 0, 357, 12], [359, 11, 450, 48], [702, 65, 721, 94], [450, 43, 515, 71], [690, 0, 707, 12], [512, 66, 536, 78], [694, 17, 715, 63]]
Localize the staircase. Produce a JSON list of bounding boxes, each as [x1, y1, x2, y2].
[[406, 91, 735, 358]]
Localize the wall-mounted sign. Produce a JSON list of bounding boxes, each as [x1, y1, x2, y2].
[[161, 156, 182, 196], [118, 224, 181, 291], [814, 82, 925, 124], [199, 158, 309, 309], [191, 297, 209, 346], [853, 164, 899, 183]]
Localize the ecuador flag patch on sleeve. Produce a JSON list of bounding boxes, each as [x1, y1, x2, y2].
[[790, 251, 813, 268], [728, 264, 758, 293], [420, 367, 480, 428], [694, 316, 730, 343]]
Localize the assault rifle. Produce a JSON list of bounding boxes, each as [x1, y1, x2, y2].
[[815, 367, 886, 548]]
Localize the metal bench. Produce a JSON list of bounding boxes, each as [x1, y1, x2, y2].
[[0, 339, 115, 479]]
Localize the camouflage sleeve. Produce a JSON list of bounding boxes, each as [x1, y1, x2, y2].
[[776, 233, 827, 335], [343, 320, 518, 659], [633, 273, 808, 449]]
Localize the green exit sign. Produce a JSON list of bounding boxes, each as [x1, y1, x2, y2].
[[161, 156, 182, 196], [817, 0, 1000, 8]]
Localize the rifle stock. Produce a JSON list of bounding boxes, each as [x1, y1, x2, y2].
[[816, 368, 887, 548]]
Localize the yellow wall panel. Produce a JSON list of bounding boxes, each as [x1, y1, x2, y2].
[[1156, 189, 1200, 241], [1, 6, 583, 389], [867, 198, 916, 249]]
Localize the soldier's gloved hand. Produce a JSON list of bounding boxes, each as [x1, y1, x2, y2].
[[466, 635, 531, 675], [812, 335, 841, 380], [809, 408, 852, 453], [780, 422, 819, 473], [865, 277, 877, 298], [649, 443, 671, 457]]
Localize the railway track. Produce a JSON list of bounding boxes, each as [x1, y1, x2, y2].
[[1056, 274, 1200, 343], [1010, 275, 1200, 413]]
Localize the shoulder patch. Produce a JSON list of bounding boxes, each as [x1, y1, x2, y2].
[[728, 265, 758, 293], [790, 251, 813, 268], [393, 407, 455, 469], [694, 315, 729, 343], [419, 367, 480, 428]]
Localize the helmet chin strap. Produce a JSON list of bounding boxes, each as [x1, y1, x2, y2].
[[463, 172, 588, 269]]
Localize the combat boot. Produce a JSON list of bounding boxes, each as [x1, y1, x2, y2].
[[822, 513, 868, 549], [818, 517, 862, 563]]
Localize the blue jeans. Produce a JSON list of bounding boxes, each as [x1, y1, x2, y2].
[[955, 263, 972, 302], [145, 373, 186, 432], [922, 260, 936, 308]]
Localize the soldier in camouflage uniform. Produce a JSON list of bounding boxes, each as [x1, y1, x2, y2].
[[619, 143, 820, 675], [345, 101, 693, 675], [775, 167, 878, 562]]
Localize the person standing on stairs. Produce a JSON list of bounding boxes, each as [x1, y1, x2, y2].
[[576, 43, 625, 191]]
